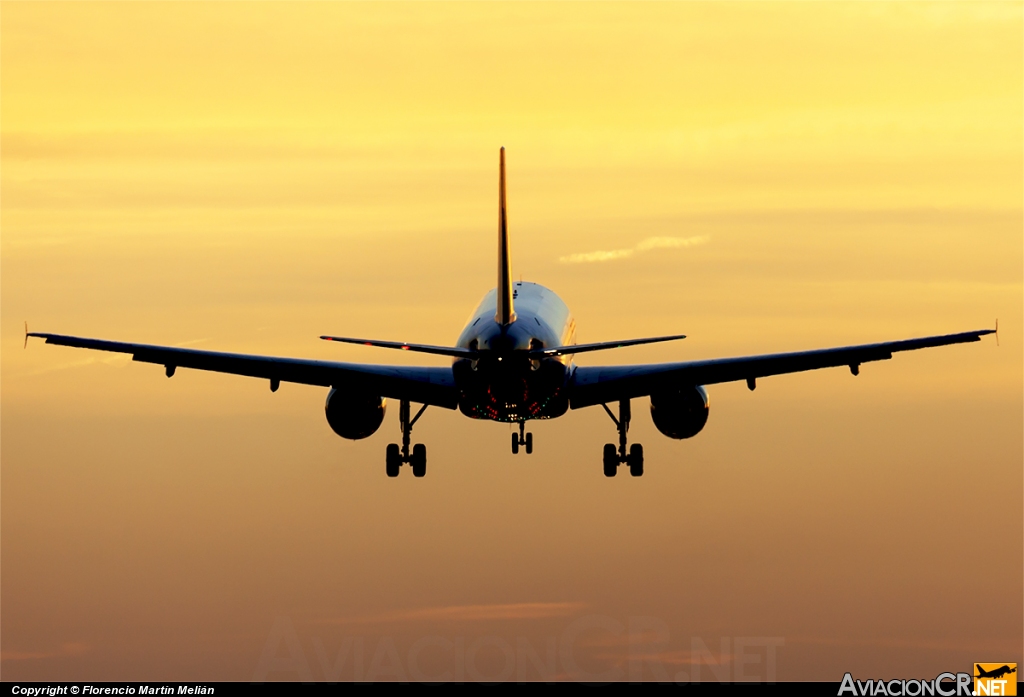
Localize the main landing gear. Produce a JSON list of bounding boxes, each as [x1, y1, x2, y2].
[[386, 399, 427, 478], [511, 421, 533, 455], [601, 399, 643, 477]]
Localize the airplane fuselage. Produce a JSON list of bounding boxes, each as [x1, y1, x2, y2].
[[453, 281, 576, 422]]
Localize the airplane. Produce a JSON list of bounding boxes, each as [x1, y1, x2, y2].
[[27, 148, 995, 479], [975, 666, 1017, 680]]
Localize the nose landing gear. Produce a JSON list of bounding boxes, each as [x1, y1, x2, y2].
[[601, 399, 643, 477], [512, 421, 533, 454], [386, 399, 428, 477]]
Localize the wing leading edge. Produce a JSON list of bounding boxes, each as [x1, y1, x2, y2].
[[26, 332, 459, 409], [569, 328, 995, 409]]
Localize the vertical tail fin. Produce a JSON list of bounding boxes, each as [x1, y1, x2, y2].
[[495, 147, 515, 326]]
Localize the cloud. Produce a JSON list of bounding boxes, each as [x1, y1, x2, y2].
[[17, 354, 128, 379], [635, 236, 709, 251], [18, 337, 208, 379], [786, 634, 1020, 654], [1, 642, 89, 662], [316, 602, 586, 625], [595, 648, 734, 667], [559, 249, 636, 264], [559, 235, 708, 264]]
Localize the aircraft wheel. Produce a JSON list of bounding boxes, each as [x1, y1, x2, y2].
[[386, 443, 401, 477], [411, 443, 427, 478], [603, 443, 618, 477], [628, 443, 644, 477], [511, 433, 519, 455], [525, 432, 533, 455]]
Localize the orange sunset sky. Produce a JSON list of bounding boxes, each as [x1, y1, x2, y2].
[[2, 1, 1021, 681]]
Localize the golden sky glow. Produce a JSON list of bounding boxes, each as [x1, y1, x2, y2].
[[2, 1, 1021, 681]]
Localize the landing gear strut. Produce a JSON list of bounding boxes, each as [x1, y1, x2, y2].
[[386, 399, 428, 477], [511, 421, 533, 455], [601, 399, 643, 477]]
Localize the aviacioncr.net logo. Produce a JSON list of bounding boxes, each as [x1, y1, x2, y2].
[[974, 664, 1017, 697], [838, 672, 973, 696]]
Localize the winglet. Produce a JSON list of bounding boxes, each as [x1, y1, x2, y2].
[[24, 321, 28, 349], [995, 318, 999, 347], [495, 147, 516, 326]]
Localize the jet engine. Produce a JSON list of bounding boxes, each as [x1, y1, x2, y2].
[[324, 387, 386, 440], [650, 385, 709, 439]]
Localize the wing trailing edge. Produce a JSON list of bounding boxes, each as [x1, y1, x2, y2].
[[569, 327, 996, 408], [26, 331, 460, 408]]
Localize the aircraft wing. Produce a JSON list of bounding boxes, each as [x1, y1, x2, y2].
[[27, 332, 459, 409], [569, 328, 994, 409]]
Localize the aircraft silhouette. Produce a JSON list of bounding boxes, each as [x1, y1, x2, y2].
[[27, 148, 995, 478], [976, 666, 1017, 680]]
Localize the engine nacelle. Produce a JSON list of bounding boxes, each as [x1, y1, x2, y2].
[[324, 387, 386, 440], [650, 385, 709, 439]]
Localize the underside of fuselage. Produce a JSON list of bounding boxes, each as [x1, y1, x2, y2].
[[452, 281, 574, 422], [454, 356, 570, 422]]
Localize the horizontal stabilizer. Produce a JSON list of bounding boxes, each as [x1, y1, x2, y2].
[[321, 335, 478, 359], [529, 334, 687, 358]]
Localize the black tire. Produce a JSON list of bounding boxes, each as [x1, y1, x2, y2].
[[511, 433, 519, 455], [386, 443, 401, 477], [628, 443, 644, 477], [412, 443, 427, 477], [603, 443, 618, 477], [525, 432, 533, 455]]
